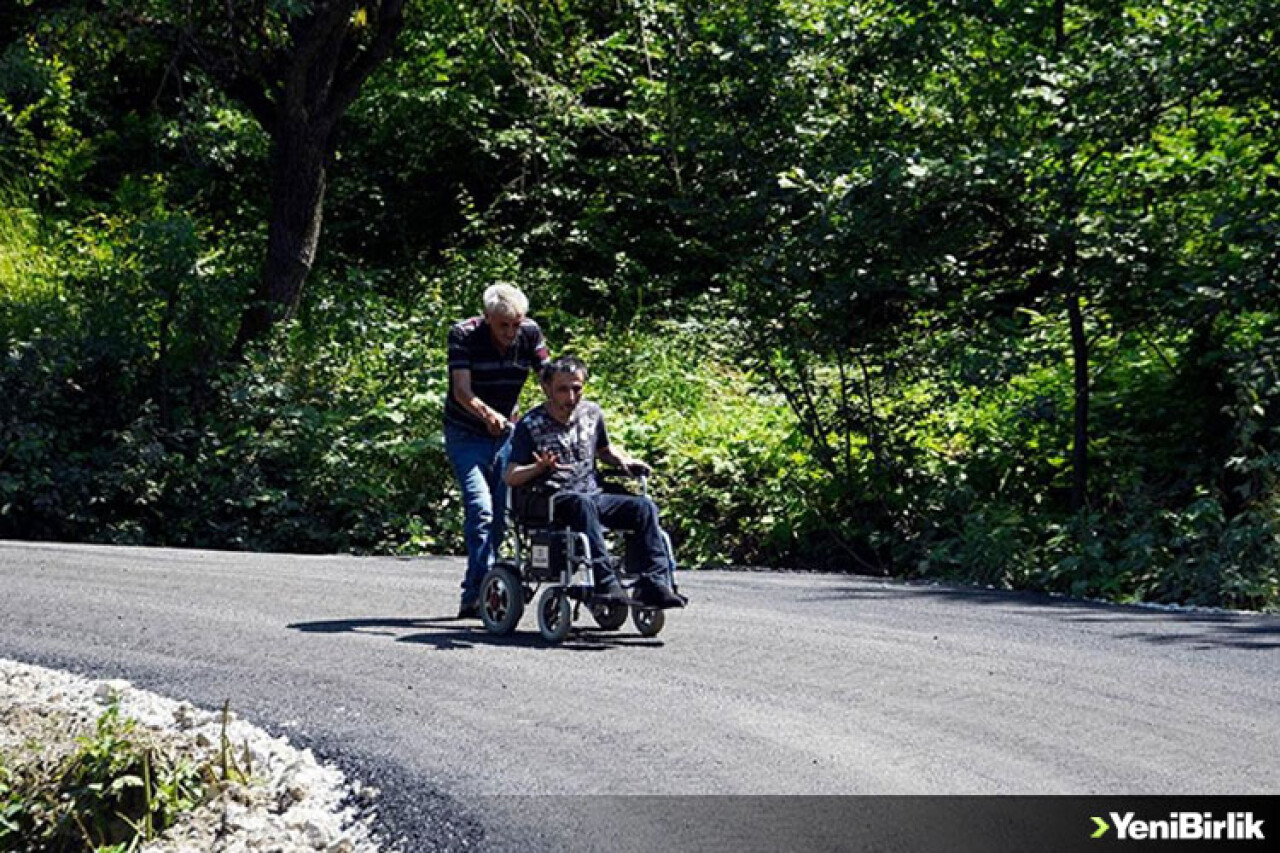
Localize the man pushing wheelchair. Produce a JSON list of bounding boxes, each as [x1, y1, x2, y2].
[[504, 356, 687, 613]]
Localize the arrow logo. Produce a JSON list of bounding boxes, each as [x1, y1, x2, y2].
[[1091, 816, 1111, 839]]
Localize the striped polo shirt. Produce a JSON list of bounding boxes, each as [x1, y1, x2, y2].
[[444, 316, 550, 436]]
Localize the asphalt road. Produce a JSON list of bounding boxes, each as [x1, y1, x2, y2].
[[2, 541, 1278, 851]]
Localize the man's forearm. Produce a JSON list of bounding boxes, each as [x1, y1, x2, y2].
[[505, 462, 545, 488], [601, 445, 650, 475], [452, 368, 509, 431], [458, 391, 499, 421], [600, 446, 635, 469]]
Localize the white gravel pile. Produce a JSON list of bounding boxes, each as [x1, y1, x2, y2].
[[0, 658, 385, 853]]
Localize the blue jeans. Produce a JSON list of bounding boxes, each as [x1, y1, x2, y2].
[[445, 424, 512, 605]]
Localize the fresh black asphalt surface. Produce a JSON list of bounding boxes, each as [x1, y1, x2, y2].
[[2, 541, 1279, 851]]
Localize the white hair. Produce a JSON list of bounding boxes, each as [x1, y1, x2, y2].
[[482, 283, 529, 318]]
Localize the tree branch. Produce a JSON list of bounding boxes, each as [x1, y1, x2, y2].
[[281, 0, 356, 122], [325, 0, 408, 130]]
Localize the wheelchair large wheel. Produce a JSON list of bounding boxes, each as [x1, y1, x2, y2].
[[479, 564, 524, 636], [589, 601, 629, 631], [537, 587, 573, 642], [632, 606, 665, 637]]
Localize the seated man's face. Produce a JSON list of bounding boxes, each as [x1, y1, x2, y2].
[[544, 370, 585, 420]]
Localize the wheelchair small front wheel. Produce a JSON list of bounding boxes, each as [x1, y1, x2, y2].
[[537, 587, 573, 642], [589, 600, 628, 631], [479, 564, 524, 636], [632, 606, 665, 637]]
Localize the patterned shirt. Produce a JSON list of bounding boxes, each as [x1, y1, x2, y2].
[[509, 401, 610, 494], [444, 316, 549, 436]]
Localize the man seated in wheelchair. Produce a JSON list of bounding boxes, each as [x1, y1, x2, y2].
[[504, 355, 686, 610]]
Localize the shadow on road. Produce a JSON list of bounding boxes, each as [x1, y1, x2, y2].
[[808, 582, 1280, 651], [287, 616, 664, 652]]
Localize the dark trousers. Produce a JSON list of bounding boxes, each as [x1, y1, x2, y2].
[[553, 492, 670, 585]]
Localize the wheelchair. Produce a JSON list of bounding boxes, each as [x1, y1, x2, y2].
[[477, 475, 681, 642]]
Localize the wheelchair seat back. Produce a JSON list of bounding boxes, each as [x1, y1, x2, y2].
[[510, 483, 556, 527]]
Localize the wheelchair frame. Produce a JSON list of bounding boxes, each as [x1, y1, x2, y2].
[[477, 476, 677, 642]]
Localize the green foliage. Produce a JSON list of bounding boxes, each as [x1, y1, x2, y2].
[[0, 269, 458, 554], [889, 308, 1280, 610], [0, 179, 248, 544], [0, 37, 91, 196], [184, 272, 461, 554], [0, 0, 1278, 609], [0, 197, 64, 338], [0, 702, 205, 852], [565, 318, 822, 566]]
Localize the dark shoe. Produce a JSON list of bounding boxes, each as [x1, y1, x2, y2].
[[456, 601, 480, 619], [633, 580, 685, 610]]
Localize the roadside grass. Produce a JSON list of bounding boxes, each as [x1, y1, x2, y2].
[[0, 700, 250, 852]]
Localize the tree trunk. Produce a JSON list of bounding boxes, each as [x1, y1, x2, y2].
[[233, 125, 330, 355], [1067, 281, 1090, 513], [1053, 0, 1090, 513], [221, 0, 407, 355]]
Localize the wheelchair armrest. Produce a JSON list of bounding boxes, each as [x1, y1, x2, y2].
[[598, 466, 649, 497], [599, 478, 635, 496]]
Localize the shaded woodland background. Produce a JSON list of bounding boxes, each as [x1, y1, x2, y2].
[[1, 1, 1277, 609]]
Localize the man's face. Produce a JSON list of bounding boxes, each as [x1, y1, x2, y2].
[[486, 310, 524, 350], [543, 370, 585, 420]]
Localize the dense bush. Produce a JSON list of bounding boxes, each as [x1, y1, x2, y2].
[[564, 317, 821, 566], [1, 0, 1277, 611], [3, 204, 1278, 608]]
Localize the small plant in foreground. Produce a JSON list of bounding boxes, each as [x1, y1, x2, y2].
[[0, 701, 207, 852]]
